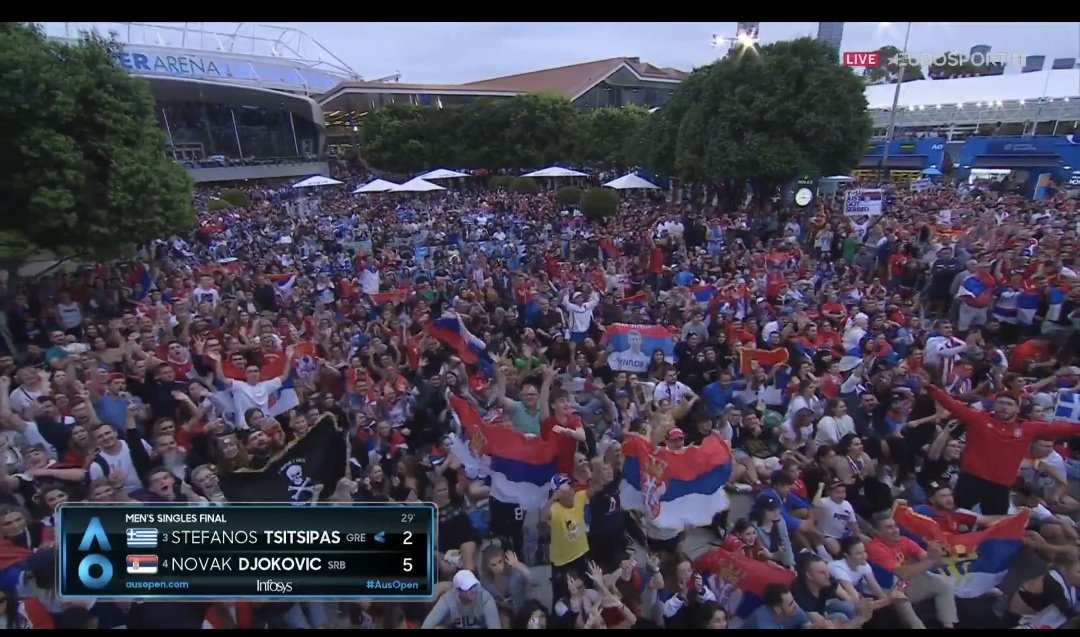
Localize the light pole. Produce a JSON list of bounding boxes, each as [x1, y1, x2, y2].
[[711, 32, 759, 56], [879, 21, 913, 180]]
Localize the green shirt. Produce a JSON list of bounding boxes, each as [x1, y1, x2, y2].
[[507, 400, 541, 436]]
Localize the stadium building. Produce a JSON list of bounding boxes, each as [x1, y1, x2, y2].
[[318, 57, 687, 144], [42, 22, 360, 183]]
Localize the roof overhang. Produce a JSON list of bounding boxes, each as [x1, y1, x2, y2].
[[144, 76, 324, 124], [568, 61, 682, 101]]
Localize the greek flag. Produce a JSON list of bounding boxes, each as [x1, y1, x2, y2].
[[125, 527, 158, 548], [1054, 392, 1080, 423]]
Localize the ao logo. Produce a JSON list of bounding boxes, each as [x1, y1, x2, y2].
[[931, 144, 944, 150], [76, 516, 114, 589]]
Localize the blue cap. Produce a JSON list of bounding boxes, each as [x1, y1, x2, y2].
[[755, 493, 781, 511], [551, 474, 572, 490]]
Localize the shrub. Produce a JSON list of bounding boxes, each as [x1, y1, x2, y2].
[[555, 186, 583, 206], [219, 188, 251, 208], [207, 199, 231, 211], [580, 188, 619, 220], [509, 177, 540, 194], [489, 175, 514, 190]]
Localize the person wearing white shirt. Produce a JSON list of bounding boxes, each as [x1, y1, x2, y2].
[[193, 275, 221, 310], [208, 347, 295, 430], [652, 368, 695, 406], [829, 537, 907, 623], [816, 399, 857, 446], [561, 287, 600, 343], [842, 314, 868, 352], [815, 482, 858, 557]]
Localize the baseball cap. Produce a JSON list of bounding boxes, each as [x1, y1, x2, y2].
[[452, 569, 480, 592], [666, 428, 685, 442], [755, 494, 781, 511], [926, 482, 950, 498], [551, 474, 572, 490]]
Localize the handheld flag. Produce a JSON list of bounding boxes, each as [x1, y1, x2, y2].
[[218, 414, 347, 503], [601, 323, 674, 373], [1054, 391, 1080, 423], [694, 547, 796, 622], [447, 395, 558, 511], [738, 347, 790, 376], [889, 504, 1029, 597], [620, 433, 732, 529]]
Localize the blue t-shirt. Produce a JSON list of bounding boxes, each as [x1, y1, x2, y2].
[[757, 488, 810, 534], [745, 604, 810, 629]]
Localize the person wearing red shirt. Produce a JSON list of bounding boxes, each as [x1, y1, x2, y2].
[[911, 483, 997, 534], [864, 515, 956, 628], [539, 367, 586, 475], [926, 383, 1078, 515]]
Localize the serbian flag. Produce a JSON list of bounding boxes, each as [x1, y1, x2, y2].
[[133, 264, 155, 301], [957, 273, 995, 308], [426, 314, 489, 368], [618, 292, 648, 308], [370, 288, 408, 306], [266, 273, 296, 299], [739, 347, 790, 376], [620, 433, 732, 529], [890, 504, 1029, 598], [691, 284, 716, 307], [601, 323, 674, 373], [212, 375, 301, 430], [447, 394, 558, 510], [694, 546, 796, 623]]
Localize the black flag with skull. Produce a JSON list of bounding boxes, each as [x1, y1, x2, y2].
[[218, 413, 347, 503]]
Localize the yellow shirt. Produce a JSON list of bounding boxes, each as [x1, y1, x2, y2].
[[549, 490, 589, 567]]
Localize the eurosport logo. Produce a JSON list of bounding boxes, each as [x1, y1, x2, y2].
[[888, 51, 1027, 68]]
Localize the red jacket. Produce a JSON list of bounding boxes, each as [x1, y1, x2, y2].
[[928, 386, 1077, 487]]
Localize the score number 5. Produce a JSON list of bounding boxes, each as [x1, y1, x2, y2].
[[402, 532, 414, 572]]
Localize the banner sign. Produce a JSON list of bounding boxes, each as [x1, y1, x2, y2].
[[844, 188, 884, 216]]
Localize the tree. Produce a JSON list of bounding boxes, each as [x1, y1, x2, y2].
[[359, 103, 438, 173], [0, 23, 193, 264], [572, 106, 652, 168], [509, 177, 539, 194], [580, 188, 619, 220], [650, 37, 871, 205], [219, 189, 251, 208], [864, 46, 925, 84], [555, 186, 583, 206]]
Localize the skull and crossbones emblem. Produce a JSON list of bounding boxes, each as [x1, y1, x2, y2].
[[284, 463, 315, 501]]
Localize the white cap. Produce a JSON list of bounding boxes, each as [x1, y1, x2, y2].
[[854, 312, 869, 322], [453, 569, 480, 592]]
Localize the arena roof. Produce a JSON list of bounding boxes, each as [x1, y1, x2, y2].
[[39, 22, 359, 94], [864, 69, 1080, 110], [319, 56, 686, 112]]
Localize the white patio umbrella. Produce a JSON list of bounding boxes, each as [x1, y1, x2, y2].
[[603, 173, 660, 190], [292, 175, 344, 188], [353, 178, 399, 193], [522, 166, 587, 178], [390, 177, 446, 193], [824, 175, 855, 182], [418, 168, 470, 180]]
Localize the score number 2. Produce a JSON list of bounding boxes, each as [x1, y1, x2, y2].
[[402, 531, 413, 572]]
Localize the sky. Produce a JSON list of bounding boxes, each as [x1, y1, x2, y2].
[[42, 22, 1080, 84]]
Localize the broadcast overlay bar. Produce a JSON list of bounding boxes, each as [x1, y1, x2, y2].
[[57, 502, 436, 600]]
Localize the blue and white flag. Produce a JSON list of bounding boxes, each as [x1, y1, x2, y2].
[[1054, 391, 1080, 423]]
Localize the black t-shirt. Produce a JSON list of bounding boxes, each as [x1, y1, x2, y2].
[[918, 455, 960, 490], [791, 576, 842, 616], [437, 498, 479, 553], [588, 477, 624, 537]]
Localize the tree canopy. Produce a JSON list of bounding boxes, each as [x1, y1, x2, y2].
[[864, 45, 925, 84], [0, 23, 194, 265], [360, 95, 648, 173], [648, 37, 872, 198]]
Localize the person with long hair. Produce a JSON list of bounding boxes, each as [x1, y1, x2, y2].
[[1008, 549, 1080, 629], [478, 546, 533, 624]]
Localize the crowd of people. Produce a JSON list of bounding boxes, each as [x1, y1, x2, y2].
[[0, 169, 1078, 629]]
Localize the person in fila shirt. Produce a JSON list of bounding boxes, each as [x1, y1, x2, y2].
[[207, 346, 295, 431], [192, 275, 221, 310]]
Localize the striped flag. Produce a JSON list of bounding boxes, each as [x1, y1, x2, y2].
[[1054, 391, 1080, 423]]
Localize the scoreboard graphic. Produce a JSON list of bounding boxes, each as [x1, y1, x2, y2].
[[58, 502, 436, 600]]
